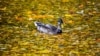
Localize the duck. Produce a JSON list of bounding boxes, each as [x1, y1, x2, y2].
[[34, 18, 63, 35]]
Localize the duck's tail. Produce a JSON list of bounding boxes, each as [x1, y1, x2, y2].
[[34, 21, 44, 27], [34, 21, 38, 26]]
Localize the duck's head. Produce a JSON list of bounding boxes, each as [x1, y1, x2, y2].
[[58, 18, 63, 25]]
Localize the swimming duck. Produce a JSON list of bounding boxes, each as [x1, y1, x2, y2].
[[34, 18, 63, 34]]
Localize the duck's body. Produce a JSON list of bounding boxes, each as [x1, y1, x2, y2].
[[34, 18, 63, 35]]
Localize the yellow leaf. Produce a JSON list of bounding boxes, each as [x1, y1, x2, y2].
[[47, 15, 54, 18], [27, 11, 32, 15], [68, 20, 74, 24], [19, 41, 29, 45], [26, 53, 32, 56], [0, 7, 6, 10], [37, 49, 50, 53], [65, 14, 73, 18], [69, 51, 80, 56], [62, 0, 70, 2], [61, 24, 64, 28]]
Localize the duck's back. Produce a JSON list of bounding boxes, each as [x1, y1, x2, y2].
[[45, 24, 57, 31]]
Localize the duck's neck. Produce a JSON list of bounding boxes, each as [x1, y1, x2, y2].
[[55, 23, 62, 33], [57, 22, 62, 30]]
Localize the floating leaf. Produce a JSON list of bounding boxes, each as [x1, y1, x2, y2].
[[36, 49, 50, 53], [62, 0, 70, 2]]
